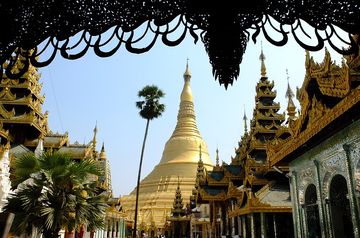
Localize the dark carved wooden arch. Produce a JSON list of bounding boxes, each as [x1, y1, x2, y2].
[[0, 1, 359, 88]]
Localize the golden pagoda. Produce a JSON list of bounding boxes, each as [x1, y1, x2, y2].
[[121, 63, 213, 231], [0, 49, 48, 144]]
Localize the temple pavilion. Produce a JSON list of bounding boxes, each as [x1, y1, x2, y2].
[[194, 48, 295, 237], [121, 63, 213, 234]]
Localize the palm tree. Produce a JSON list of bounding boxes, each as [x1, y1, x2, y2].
[[133, 85, 165, 238], [4, 151, 108, 238]]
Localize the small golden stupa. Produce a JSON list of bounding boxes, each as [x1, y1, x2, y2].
[[121, 62, 213, 230]]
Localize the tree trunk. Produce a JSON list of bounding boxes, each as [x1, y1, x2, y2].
[[133, 119, 150, 238]]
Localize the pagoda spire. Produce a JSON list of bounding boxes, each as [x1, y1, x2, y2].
[[100, 142, 106, 160], [170, 61, 202, 139], [215, 148, 219, 166], [259, 43, 267, 77], [183, 58, 191, 80], [92, 122, 98, 149], [285, 69, 296, 121], [171, 177, 185, 217], [243, 105, 248, 134]]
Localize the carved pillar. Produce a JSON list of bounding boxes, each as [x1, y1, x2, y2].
[[260, 213, 267, 238], [226, 202, 231, 236], [250, 213, 255, 238], [242, 216, 247, 238], [237, 215, 241, 236], [314, 160, 329, 237], [290, 171, 301, 238], [231, 200, 235, 236], [212, 202, 216, 238], [220, 205, 224, 236], [343, 144, 360, 237], [300, 204, 308, 238]]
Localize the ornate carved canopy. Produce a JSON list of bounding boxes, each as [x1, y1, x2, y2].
[[1, 1, 359, 87]]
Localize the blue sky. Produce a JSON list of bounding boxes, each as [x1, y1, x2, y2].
[[39, 23, 344, 197]]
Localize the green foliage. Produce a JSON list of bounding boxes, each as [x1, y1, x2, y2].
[[4, 151, 108, 238], [136, 85, 165, 120]]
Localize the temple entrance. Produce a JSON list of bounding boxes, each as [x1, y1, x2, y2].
[[304, 184, 321, 238], [329, 174, 354, 238]]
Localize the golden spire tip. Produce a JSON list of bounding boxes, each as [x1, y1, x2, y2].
[[259, 42, 267, 77], [183, 58, 191, 79]]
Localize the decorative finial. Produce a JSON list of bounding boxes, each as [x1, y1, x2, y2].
[[101, 142, 105, 152], [243, 105, 248, 134], [183, 58, 191, 80], [216, 148, 219, 166], [92, 122, 98, 149], [285, 69, 295, 99], [285, 69, 296, 121], [259, 42, 267, 77]]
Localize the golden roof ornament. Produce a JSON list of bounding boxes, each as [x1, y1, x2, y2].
[[100, 142, 107, 160], [285, 69, 296, 121], [92, 123, 97, 148], [243, 105, 248, 134], [259, 43, 267, 77], [216, 148, 219, 166], [183, 58, 191, 80]]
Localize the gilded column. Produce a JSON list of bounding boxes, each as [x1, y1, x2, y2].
[[237, 215, 241, 236], [260, 213, 267, 238], [250, 213, 255, 238], [242, 216, 247, 238], [343, 144, 360, 237]]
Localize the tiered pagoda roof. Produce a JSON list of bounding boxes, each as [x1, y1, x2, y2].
[[195, 48, 293, 216], [171, 179, 186, 217], [0, 49, 48, 144]]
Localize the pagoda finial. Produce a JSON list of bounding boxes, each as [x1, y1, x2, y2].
[[183, 58, 191, 81], [101, 142, 105, 152], [285, 69, 296, 121], [92, 122, 98, 149], [216, 148, 219, 166], [100, 142, 107, 160], [259, 42, 267, 77], [243, 105, 248, 134]]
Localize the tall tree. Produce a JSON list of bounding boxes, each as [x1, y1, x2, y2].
[[134, 85, 165, 237], [4, 152, 108, 238]]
